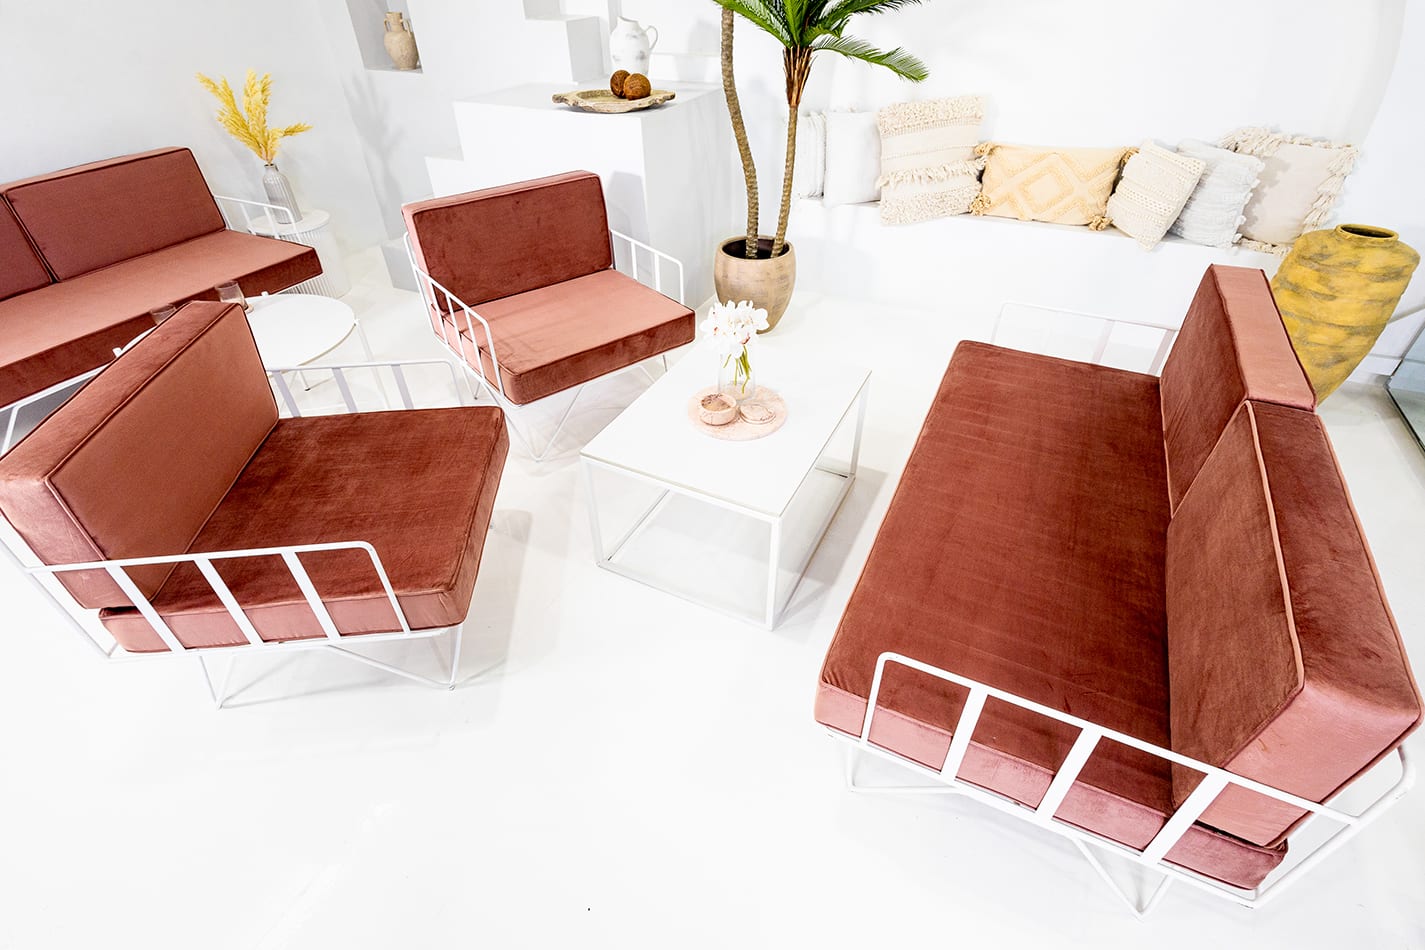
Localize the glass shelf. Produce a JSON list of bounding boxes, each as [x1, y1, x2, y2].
[[1385, 324, 1425, 453]]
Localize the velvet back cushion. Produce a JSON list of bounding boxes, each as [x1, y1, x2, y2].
[[403, 170, 612, 309], [2, 148, 226, 280], [0, 200, 51, 300], [1157, 265, 1314, 510], [1166, 402, 1422, 846], [0, 301, 277, 607]]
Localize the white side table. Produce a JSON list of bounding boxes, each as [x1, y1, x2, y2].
[[581, 345, 870, 628], [247, 209, 351, 298], [246, 292, 386, 411]]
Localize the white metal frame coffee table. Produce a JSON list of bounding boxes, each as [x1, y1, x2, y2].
[[580, 343, 870, 628], [245, 292, 373, 367]]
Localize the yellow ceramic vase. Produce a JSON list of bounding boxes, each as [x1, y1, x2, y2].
[[1271, 224, 1420, 401]]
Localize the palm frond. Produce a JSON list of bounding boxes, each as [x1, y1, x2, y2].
[[784, 0, 809, 43], [823, 0, 925, 20], [810, 34, 928, 81], [822, 0, 923, 38], [711, 0, 791, 46]]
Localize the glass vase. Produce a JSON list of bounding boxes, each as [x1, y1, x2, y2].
[[717, 343, 757, 404], [261, 162, 303, 221]]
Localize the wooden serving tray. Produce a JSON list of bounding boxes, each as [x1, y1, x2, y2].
[[551, 89, 677, 113]]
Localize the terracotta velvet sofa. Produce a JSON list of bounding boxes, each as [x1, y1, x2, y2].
[[816, 265, 1421, 897], [0, 147, 320, 410], [0, 301, 507, 675]]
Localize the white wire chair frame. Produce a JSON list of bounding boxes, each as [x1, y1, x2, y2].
[[829, 302, 1417, 916], [838, 652, 1414, 917], [404, 230, 686, 462], [1, 355, 492, 707], [213, 194, 302, 240]]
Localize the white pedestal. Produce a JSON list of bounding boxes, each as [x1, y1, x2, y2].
[[425, 82, 738, 306], [249, 209, 352, 298]]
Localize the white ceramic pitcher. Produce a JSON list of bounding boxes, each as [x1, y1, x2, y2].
[[610, 16, 658, 75]]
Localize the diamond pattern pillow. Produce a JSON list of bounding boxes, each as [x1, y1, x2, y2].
[[1170, 140, 1264, 248], [971, 144, 1130, 227], [876, 96, 985, 225], [1106, 141, 1206, 249]]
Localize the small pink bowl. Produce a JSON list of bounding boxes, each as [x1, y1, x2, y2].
[[699, 393, 739, 426]]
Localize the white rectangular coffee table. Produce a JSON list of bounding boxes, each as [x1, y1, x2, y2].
[[581, 344, 869, 628]]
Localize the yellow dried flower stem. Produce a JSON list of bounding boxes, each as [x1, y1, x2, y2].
[[196, 69, 311, 164]]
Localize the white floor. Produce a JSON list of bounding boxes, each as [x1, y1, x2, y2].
[[2, 257, 1423, 949]]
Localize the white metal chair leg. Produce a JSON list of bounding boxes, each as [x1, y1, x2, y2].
[[2, 407, 19, 455], [1074, 839, 1175, 919], [197, 654, 234, 709], [321, 623, 477, 690], [490, 384, 586, 463], [445, 623, 464, 689]]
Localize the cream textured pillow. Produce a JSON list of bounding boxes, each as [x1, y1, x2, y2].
[[790, 111, 826, 200], [971, 144, 1130, 227], [875, 95, 985, 225], [822, 111, 881, 207], [1106, 141, 1205, 249], [1170, 140, 1264, 248], [1220, 127, 1358, 253]]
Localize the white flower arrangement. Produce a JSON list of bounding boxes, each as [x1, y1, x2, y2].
[[700, 299, 768, 397]]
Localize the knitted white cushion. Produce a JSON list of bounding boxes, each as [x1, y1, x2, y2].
[[1170, 140, 1264, 248], [1106, 141, 1205, 249], [822, 111, 882, 207], [1220, 127, 1358, 253], [875, 95, 985, 225]]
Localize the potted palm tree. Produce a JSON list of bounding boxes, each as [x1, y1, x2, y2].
[[712, 0, 929, 331]]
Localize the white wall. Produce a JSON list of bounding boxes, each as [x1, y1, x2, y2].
[[1336, 0, 1425, 366], [308, 0, 612, 240], [1, 0, 386, 254], [613, 0, 1402, 236]]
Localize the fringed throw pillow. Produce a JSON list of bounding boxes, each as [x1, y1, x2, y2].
[[876, 95, 985, 225], [1106, 141, 1206, 249], [1220, 127, 1357, 253], [1170, 140, 1264, 248], [971, 144, 1130, 227]]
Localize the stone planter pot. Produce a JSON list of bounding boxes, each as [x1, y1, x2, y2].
[[713, 236, 796, 333], [1272, 224, 1420, 401]]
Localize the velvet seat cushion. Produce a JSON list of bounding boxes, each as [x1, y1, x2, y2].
[[0, 201, 50, 301], [0, 230, 318, 406], [1166, 402, 1422, 846], [440, 269, 695, 405], [1, 147, 226, 280], [815, 341, 1286, 889], [1157, 266, 1314, 511], [100, 406, 509, 652]]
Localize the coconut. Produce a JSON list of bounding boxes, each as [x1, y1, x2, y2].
[[622, 73, 651, 100]]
